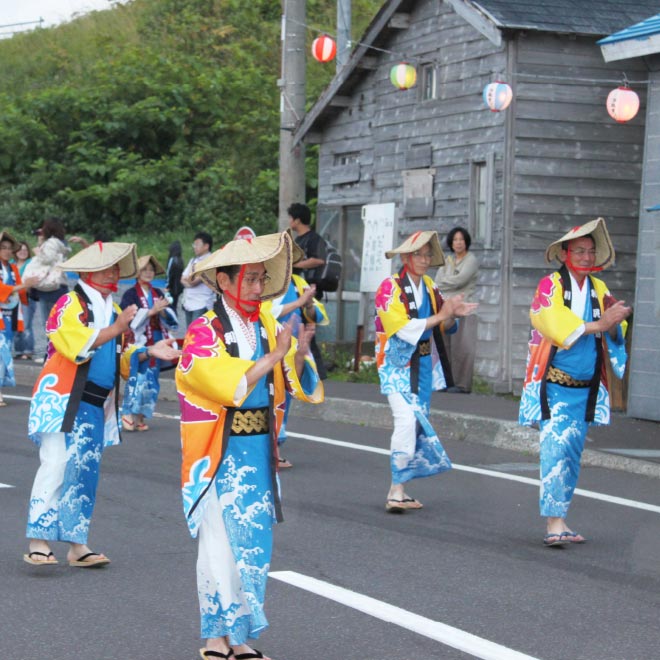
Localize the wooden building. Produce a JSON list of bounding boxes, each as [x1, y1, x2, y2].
[[294, 0, 659, 403], [599, 14, 660, 422]]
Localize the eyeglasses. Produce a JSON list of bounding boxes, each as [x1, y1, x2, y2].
[[243, 274, 271, 287], [568, 249, 596, 257], [412, 251, 433, 260]]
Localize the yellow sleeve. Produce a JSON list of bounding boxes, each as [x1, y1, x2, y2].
[[45, 292, 97, 363]]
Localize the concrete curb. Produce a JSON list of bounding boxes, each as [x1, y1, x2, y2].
[[14, 366, 660, 480], [290, 396, 660, 481]]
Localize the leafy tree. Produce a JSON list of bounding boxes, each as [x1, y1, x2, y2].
[[0, 0, 381, 243]]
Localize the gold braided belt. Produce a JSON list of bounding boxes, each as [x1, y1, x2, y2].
[[231, 407, 269, 436], [546, 366, 591, 388], [418, 339, 431, 356]]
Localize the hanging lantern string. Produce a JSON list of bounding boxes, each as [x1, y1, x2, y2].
[[283, 14, 414, 64], [514, 72, 648, 85]]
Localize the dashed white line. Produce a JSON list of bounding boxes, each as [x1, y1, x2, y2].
[[270, 570, 540, 660], [287, 431, 660, 515]]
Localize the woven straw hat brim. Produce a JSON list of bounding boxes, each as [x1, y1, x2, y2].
[[385, 230, 445, 267], [0, 230, 20, 252], [137, 254, 165, 276], [59, 242, 138, 279], [193, 231, 292, 300], [545, 217, 615, 270], [284, 228, 305, 264]]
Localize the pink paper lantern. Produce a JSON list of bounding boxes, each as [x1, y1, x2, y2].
[[311, 35, 337, 63], [606, 86, 640, 123]]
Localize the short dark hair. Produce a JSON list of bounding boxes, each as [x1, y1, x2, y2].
[[215, 265, 241, 290], [42, 217, 66, 241], [194, 231, 213, 250], [446, 226, 471, 252], [287, 203, 311, 226]]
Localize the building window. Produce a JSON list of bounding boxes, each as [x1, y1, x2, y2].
[[331, 152, 360, 189], [420, 64, 436, 101], [469, 154, 494, 246]]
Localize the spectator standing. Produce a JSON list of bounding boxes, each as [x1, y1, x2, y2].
[[434, 227, 479, 393], [181, 231, 216, 326], [24, 218, 71, 327], [166, 240, 184, 312], [13, 241, 37, 360]]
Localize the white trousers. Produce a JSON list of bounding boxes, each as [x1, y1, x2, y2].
[[388, 392, 417, 463]]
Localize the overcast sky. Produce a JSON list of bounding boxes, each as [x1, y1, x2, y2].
[[0, 0, 128, 34]]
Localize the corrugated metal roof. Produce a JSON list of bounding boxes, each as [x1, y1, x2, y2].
[[598, 13, 660, 45], [474, 0, 660, 36]]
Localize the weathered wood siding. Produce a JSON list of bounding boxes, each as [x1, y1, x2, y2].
[[628, 66, 660, 421], [316, 0, 509, 383], [509, 32, 646, 391], [311, 0, 647, 395]]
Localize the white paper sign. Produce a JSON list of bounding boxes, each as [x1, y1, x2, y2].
[[360, 203, 396, 293]]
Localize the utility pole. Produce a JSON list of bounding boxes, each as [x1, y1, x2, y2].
[[278, 0, 307, 231], [336, 0, 351, 70]]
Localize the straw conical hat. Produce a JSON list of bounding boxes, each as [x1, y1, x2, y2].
[[385, 230, 445, 267], [137, 254, 165, 276], [284, 228, 305, 264], [0, 230, 20, 252], [545, 217, 615, 270], [193, 231, 292, 300], [59, 242, 138, 278]]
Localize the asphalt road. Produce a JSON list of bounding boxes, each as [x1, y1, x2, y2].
[[1, 386, 659, 660]]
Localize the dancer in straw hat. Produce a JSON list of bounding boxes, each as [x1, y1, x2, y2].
[[0, 230, 40, 406], [264, 236, 329, 468], [519, 218, 632, 547], [175, 231, 323, 660], [375, 231, 478, 513], [24, 242, 181, 568], [119, 254, 179, 433]]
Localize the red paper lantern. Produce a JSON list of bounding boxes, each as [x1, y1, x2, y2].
[[311, 35, 337, 63], [606, 86, 640, 123]]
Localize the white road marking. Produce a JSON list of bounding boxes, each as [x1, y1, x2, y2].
[[287, 431, 660, 515], [118, 412, 660, 515], [270, 570, 540, 660], [3, 395, 32, 402], [0, 483, 14, 488]]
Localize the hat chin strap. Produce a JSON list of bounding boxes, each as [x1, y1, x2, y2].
[[223, 265, 261, 322], [80, 272, 119, 292], [565, 256, 603, 274]]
